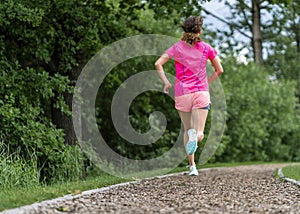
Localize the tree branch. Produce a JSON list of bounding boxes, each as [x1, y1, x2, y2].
[[202, 7, 252, 39]]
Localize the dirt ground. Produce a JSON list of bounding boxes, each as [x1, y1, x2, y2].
[[19, 164, 300, 213]]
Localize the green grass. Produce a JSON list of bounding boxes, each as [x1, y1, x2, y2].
[[0, 174, 130, 212], [281, 164, 300, 181], [0, 161, 287, 212]]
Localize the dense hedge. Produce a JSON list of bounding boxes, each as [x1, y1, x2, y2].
[[215, 58, 299, 162]]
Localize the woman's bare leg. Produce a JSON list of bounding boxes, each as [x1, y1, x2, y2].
[[178, 109, 209, 166], [177, 111, 195, 166], [191, 108, 209, 142]]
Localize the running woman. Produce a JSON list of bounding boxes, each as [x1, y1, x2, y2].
[[155, 16, 224, 176]]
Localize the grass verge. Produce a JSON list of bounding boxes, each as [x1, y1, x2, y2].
[[281, 164, 300, 181], [0, 161, 286, 212], [0, 174, 130, 212]]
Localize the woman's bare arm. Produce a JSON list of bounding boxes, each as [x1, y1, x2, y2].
[[208, 56, 224, 84], [154, 54, 172, 94]]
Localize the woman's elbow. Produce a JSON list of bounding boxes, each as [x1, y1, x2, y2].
[[218, 67, 224, 75], [214, 68, 223, 77], [154, 61, 161, 70]]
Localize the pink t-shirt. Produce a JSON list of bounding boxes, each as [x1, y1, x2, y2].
[[165, 40, 217, 97]]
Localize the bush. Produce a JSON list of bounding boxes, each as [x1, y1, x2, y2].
[[0, 60, 84, 185], [215, 57, 299, 162], [0, 148, 39, 191], [46, 145, 84, 184]]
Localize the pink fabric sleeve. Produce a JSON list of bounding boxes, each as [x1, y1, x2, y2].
[[208, 45, 218, 61], [164, 45, 176, 59]]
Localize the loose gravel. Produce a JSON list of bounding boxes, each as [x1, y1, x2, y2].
[[10, 164, 300, 213]]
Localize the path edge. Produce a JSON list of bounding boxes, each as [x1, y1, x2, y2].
[[1, 164, 291, 214], [277, 167, 300, 187], [0, 168, 216, 214]]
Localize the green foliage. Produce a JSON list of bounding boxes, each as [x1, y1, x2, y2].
[[265, 1, 300, 99], [0, 0, 149, 185], [0, 0, 298, 191], [269, 0, 293, 5], [96, 56, 181, 163], [145, 0, 204, 19], [0, 0, 206, 186], [0, 169, 130, 211], [0, 146, 39, 191], [0, 58, 84, 183], [215, 57, 299, 162], [45, 145, 84, 184]]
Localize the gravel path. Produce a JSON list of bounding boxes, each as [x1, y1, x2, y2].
[[18, 164, 300, 213]]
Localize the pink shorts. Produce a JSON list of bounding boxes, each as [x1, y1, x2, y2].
[[175, 91, 210, 112]]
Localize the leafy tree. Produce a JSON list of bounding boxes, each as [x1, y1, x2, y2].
[[264, 1, 300, 97], [0, 0, 136, 182], [0, 0, 213, 182], [203, 1, 299, 162], [215, 57, 299, 162], [205, 0, 296, 66], [2, 0, 297, 184]]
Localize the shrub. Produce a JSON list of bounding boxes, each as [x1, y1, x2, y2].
[[215, 57, 299, 162]]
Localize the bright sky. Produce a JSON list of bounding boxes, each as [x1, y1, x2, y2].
[[201, 0, 250, 64], [201, 0, 232, 29]]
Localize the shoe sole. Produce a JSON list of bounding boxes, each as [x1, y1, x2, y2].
[[186, 140, 197, 155], [189, 169, 199, 176]]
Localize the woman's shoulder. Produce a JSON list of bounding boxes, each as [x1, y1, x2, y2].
[[170, 40, 194, 49], [196, 41, 216, 51], [167, 40, 183, 49], [196, 40, 212, 47], [175, 40, 188, 46]]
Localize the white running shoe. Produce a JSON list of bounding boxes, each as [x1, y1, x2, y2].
[[186, 129, 198, 155], [189, 165, 199, 176]]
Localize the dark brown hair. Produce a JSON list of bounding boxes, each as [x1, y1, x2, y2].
[[181, 16, 203, 46]]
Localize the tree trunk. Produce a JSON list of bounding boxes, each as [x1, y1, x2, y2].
[[51, 91, 76, 145], [51, 65, 83, 146], [252, 0, 264, 66]]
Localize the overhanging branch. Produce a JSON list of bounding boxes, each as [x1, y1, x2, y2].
[[202, 7, 252, 39]]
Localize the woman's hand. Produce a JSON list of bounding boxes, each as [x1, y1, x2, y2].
[[164, 83, 172, 94]]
